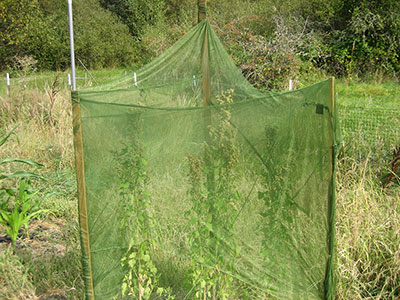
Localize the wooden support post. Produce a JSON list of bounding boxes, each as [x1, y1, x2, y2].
[[325, 77, 336, 300], [198, 0, 207, 22], [201, 31, 210, 107], [72, 92, 95, 300]]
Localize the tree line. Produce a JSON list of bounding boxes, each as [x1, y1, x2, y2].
[[1, 0, 399, 84]]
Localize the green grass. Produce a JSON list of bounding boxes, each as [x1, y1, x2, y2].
[[337, 80, 400, 106], [0, 70, 399, 299]]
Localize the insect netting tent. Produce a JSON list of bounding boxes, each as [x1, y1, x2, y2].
[[72, 10, 340, 300]]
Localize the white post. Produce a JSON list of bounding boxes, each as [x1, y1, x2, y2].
[[134, 72, 137, 87], [68, 0, 76, 91], [193, 75, 196, 87], [6, 73, 10, 95], [289, 79, 293, 91]]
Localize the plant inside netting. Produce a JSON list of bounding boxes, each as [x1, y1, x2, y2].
[[72, 18, 339, 300]]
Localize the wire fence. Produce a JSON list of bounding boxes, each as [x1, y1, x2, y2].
[[338, 102, 400, 147]]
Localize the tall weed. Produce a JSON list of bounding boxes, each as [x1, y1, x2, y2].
[[336, 135, 400, 299]]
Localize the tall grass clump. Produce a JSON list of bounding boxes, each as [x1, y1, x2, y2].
[[0, 74, 74, 171], [336, 132, 400, 299]]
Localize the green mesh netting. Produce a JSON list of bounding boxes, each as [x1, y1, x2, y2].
[[74, 19, 339, 300], [339, 102, 400, 145]]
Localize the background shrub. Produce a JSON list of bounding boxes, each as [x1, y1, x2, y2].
[[0, 0, 135, 70], [1, 0, 400, 84]]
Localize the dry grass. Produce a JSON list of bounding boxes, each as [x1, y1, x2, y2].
[[0, 76, 74, 171], [0, 77, 80, 299], [336, 143, 400, 299], [0, 247, 37, 300]]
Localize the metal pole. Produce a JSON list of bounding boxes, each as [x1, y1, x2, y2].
[[68, 0, 76, 91]]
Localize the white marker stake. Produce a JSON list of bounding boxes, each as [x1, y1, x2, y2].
[[6, 73, 10, 95], [134, 72, 137, 87], [289, 79, 293, 91], [193, 75, 196, 87]]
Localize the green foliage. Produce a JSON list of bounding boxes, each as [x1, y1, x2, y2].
[[71, 0, 136, 69], [0, 0, 46, 69], [0, 0, 135, 70], [99, 0, 165, 38], [330, 0, 400, 76], [115, 116, 175, 299], [186, 89, 241, 299], [0, 128, 47, 246], [2, 0, 400, 80], [0, 179, 48, 246], [121, 239, 175, 300]]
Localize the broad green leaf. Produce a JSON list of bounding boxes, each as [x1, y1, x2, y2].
[[0, 171, 44, 180], [0, 158, 43, 167]]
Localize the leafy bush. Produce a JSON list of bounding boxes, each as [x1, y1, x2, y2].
[[0, 0, 136, 70], [327, 0, 400, 77]]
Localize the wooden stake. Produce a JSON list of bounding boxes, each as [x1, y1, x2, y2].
[[72, 92, 95, 300], [201, 28, 211, 107], [198, 0, 207, 22], [330, 77, 335, 115], [325, 77, 336, 300]]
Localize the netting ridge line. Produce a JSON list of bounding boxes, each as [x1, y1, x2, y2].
[[117, 21, 207, 88], [78, 94, 269, 111], [79, 77, 202, 95]]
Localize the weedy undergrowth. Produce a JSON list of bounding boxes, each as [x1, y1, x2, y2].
[[115, 113, 174, 300], [256, 125, 295, 259], [186, 89, 241, 299]]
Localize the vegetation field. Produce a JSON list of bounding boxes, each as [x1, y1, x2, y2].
[[1, 0, 400, 298], [0, 70, 399, 299]]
